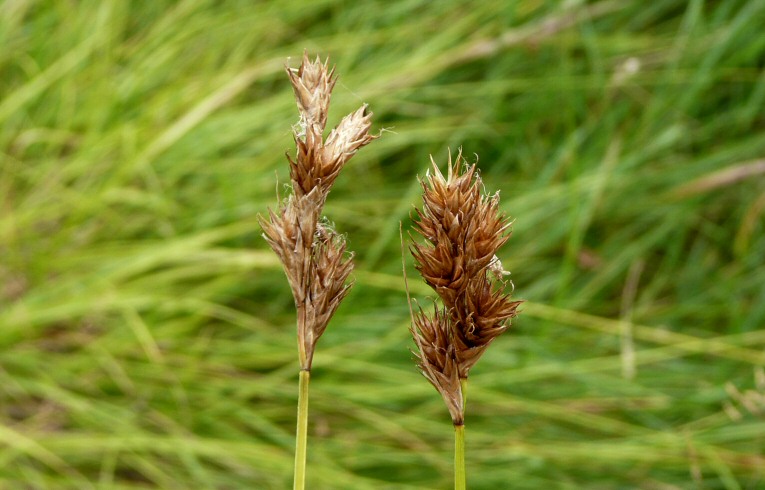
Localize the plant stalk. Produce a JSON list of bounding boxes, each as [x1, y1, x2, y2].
[[294, 369, 310, 490], [454, 423, 466, 490]]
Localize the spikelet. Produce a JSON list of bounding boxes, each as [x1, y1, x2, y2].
[[410, 306, 465, 425]]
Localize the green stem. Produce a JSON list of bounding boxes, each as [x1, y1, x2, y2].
[[454, 423, 466, 490], [294, 369, 310, 490]]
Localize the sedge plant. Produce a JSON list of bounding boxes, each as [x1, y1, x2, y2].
[[407, 151, 521, 489], [260, 53, 376, 489]]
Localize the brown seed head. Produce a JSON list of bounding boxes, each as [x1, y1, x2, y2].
[[412, 154, 511, 306], [410, 306, 464, 426], [451, 277, 522, 375], [261, 53, 376, 370], [259, 189, 322, 305], [410, 150, 521, 379], [298, 224, 355, 369], [286, 52, 336, 134], [323, 105, 376, 165], [286, 57, 377, 199]]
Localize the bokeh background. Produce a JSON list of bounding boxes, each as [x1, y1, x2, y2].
[[2, 1, 765, 488]]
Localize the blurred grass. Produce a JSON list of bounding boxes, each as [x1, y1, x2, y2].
[[2, 0, 765, 488]]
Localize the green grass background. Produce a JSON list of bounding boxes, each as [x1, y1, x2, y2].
[[2, 1, 765, 488]]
